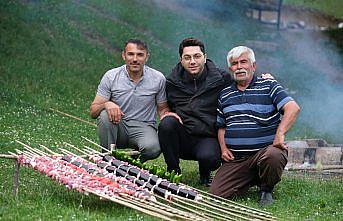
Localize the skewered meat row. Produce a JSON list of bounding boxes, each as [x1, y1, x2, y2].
[[17, 155, 155, 201], [88, 154, 200, 200], [63, 155, 173, 199]]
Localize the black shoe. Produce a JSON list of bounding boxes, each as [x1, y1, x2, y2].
[[199, 173, 212, 187], [258, 191, 274, 206]]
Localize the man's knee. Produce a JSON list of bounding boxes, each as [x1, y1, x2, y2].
[[158, 116, 180, 132], [97, 110, 111, 127], [139, 139, 161, 161], [198, 152, 221, 171], [262, 146, 288, 168]]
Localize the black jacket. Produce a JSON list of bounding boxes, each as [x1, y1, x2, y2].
[[166, 59, 233, 137]]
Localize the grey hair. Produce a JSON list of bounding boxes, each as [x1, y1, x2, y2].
[[227, 46, 255, 68]]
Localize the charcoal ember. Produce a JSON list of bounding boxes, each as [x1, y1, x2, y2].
[[140, 190, 152, 198], [187, 190, 197, 200], [119, 164, 130, 172], [153, 186, 167, 197], [97, 162, 107, 169], [126, 185, 135, 191], [178, 188, 188, 198], [88, 168, 96, 174], [128, 167, 140, 176], [135, 179, 145, 187], [168, 183, 179, 194], [103, 155, 112, 162], [116, 169, 127, 177], [111, 159, 123, 167], [139, 172, 150, 182], [159, 180, 170, 189], [96, 173, 105, 177], [71, 161, 81, 167], [80, 164, 89, 170], [106, 166, 116, 173], [126, 175, 136, 182], [62, 155, 72, 162], [145, 183, 154, 191], [149, 175, 159, 185]]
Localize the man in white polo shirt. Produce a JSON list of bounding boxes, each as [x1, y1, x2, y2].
[[90, 39, 180, 162]]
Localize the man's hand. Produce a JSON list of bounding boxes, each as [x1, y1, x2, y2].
[[160, 112, 183, 124], [221, 148, 234, 162], [261, 73, 274, 79], [105, 101, 124, 124], [273, 132, 288, 150]]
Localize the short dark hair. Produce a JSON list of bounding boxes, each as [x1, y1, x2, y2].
[[124, 38, 149, 53], [178, 38, 205, 57]]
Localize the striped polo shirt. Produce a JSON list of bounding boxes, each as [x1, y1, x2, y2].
[[216, 75, 293, 157]]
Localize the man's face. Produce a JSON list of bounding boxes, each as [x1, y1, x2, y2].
[[122, 43, 149, 75], [180, 46, 207, 75], [229, 53, 256, 82]]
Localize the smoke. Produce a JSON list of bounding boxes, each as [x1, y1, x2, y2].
[[147, 0, 343, 143]]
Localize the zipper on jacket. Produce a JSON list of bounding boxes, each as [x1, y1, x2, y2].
[[193, 78, 197, 91]]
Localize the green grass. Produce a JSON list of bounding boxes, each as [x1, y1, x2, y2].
[[1, 0, 343, 220], [284, 0, 343, 19]]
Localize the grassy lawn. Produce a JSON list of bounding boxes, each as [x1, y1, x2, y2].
[[1, 0, 342, 220], [284, 0, 343, 19]]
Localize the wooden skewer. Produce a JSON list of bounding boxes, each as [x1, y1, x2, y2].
[[0, 154, 17, 159], [64, 143, 88, 156], [81, 136, 103, 148], [39, 144, 62, 156], [83, 145, 103, 155], [15, 141, 39, 156], [83, 187, 175, 221], [120, 194, 197, 221], [22, 151, 35, 158], [122, 194, 205, 221], [58, 148, 77, 157], [174, 196, 236, 221], [201, 194, 274, 218], [176, 194, 273, 221], [201, 196, 275, 221], [7, 152, 18, 158], [49, 108, 97, 127], [176, 194, 251, 221], [82, 137, 140, 156], [191, 185, 273, 216], [29, 146, 46, 156], [79, 147, 94, 156], [15, 149, 23, 155], [155, 195, 211, 220]]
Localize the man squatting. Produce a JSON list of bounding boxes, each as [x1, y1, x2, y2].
[[210, 46, 300, 206]]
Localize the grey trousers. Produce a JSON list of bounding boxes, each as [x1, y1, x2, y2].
[[97, 110, 161, 162]]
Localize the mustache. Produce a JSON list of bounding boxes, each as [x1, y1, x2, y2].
[[233, 69, 248, 75]]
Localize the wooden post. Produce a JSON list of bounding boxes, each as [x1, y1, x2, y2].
[[13, 160, 20, 198], [277, 0, 283, 30]]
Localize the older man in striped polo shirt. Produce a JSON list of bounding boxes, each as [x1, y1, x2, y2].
[[210, 46, 300, 206]]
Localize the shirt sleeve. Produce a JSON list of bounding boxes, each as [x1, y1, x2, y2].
[[269, 80, 294, 111], [216, 97, 226, 128], [96, 72, 112, 100], [156, 75, 167, 104]]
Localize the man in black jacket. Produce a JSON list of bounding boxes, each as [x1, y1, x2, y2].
[[158, 38, 232, 186]]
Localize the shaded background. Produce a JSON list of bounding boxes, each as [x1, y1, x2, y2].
[[1, 0, 343, 146]]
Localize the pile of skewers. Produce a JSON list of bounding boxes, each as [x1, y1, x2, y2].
[[6, 137, 277, 221]]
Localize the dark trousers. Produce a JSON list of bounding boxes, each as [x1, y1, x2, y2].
[[209, 145, 288, 198], [158, 116, 221, 175]]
